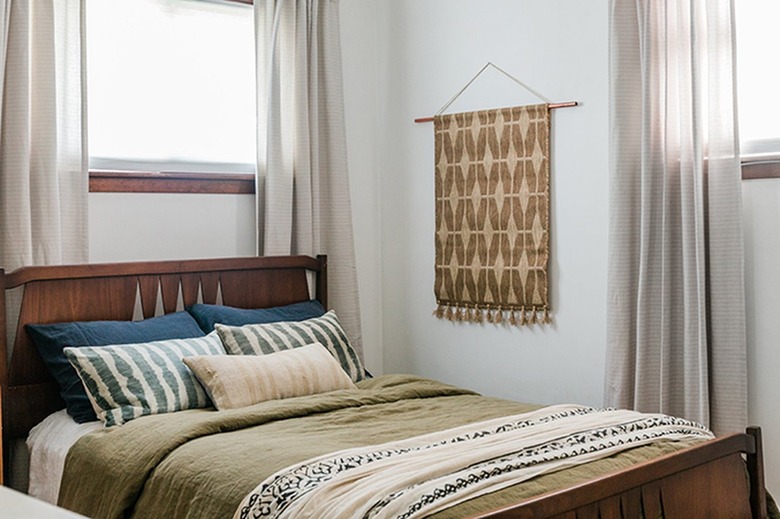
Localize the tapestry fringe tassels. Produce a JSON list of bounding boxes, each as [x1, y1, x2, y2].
[[433, 303, 552, 327]]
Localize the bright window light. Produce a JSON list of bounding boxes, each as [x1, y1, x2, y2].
[[736, 0, 780, 157], [87, 0, 256, 172]]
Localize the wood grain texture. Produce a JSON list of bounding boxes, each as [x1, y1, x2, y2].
[[472, 434, 760, 518], [597, 496, 621, 519], [640, 482, 662, 519], [88, 170, 255, 194], [137, 276, 159, 319], [742, 161, 780, 181], [159, 275, 181, 314], [748, 427, 768, 519], [199, 272, 221, 305], [619, 488, 641, 517], [3, 256, 323, 287], [574, 503, 599, 519], [180, 274, 201, 308]]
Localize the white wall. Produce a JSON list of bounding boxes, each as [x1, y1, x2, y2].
[[89, 193, 256, 262], [340, 1, 384, 374], [373, 0, 610, 407], [743, 181, 780, 497]]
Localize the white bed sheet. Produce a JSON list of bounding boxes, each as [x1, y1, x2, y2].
[[26, 410, 101, 504]]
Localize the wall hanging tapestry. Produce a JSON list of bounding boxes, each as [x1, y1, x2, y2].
[[433, 104, 552, 326]]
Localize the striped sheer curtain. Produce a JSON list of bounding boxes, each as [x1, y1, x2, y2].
[[254, 0, 363, 360], [606, 0, 746, 435], [0, 0, 88, 273], [1, 0, 88, 491]]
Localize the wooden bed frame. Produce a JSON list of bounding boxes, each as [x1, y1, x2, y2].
[[0, 255, 768, 518]]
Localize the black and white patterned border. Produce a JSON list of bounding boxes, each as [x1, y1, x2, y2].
[[238, 407, 711, 519]]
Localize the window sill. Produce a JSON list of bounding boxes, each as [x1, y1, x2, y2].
[[742, 161, 780, 181], [89, 170, 255, 194]]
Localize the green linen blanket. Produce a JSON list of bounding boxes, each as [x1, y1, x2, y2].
[[58, 375, 700, 519]]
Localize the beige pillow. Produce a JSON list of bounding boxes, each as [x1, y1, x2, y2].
[[183, 343, 356, 410]]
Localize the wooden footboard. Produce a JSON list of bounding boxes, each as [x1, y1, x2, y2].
[[476, 427, 767, 519]]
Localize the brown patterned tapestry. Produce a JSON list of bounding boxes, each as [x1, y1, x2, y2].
[[433, 104, 551, 326]]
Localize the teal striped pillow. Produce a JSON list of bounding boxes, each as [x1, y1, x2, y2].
[[64, 333, 225, 427], [215, 311, 365, 382]]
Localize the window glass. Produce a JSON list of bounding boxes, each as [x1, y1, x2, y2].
[[87, 0, 255, 173], [736, 0, 780, 157]]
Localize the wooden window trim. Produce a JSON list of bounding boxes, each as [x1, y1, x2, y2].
[[89, 170, 255, 194], [90, 160, 774, 193], [742, 161, 780, 180]]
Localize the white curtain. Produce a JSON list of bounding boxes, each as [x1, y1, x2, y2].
[[606, 0, 746, 435], [254, 0, 362, 359], [1, 0, 87, 491], [0, 0, 88, 273]]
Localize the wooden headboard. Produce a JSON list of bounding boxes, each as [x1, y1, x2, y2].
[[0, 255, 326, 483]]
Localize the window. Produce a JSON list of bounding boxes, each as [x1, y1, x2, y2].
[[736, 0, 780, 161], [87, 0, 256, 192]]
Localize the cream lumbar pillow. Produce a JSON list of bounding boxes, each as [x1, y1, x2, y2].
[[183, 343, 356, 410]]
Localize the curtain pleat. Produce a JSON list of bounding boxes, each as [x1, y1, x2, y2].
[[0, 0, 88, 429], [606, 0, 746, 435], [255, 0, 363, 360], [0, 0, 88, 273]]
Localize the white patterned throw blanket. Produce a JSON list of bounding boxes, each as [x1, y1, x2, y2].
[[234, 405, 713, 519]]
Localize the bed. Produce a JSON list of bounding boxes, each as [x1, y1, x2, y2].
[[0, 254, 770, 518]]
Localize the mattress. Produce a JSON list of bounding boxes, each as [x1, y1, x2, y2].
[[26, 410, 101, 504]]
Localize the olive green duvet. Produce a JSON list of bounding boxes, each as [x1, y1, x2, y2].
[[58, 375, 701, 519]]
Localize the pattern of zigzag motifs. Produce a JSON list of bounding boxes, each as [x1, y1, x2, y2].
[[434, 104, 551, 314]]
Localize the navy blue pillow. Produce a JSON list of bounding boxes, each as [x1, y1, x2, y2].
[[186, 300, 326, 333], [27, 311, 205, 423]]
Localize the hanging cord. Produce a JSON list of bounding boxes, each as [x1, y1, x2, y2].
[[435, 62, 553, 116]]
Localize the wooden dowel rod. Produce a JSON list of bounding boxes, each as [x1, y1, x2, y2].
[[414, 101, 579, 124], [548, 101, 579, 109]]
